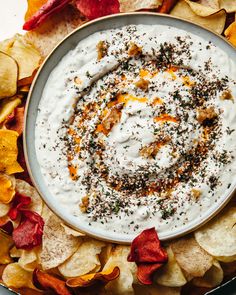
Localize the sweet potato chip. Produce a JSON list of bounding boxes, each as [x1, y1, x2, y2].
[[0, 230, 14, 264], [170, 236, 213, 277], [225, 21, 236, 47], [23, 0, 71, 30], [15, 179, 43, 215], [2, 262, 34, 289], [119, 0, 162, 12], [103, 245, 137, 294], [192, 260, 223, 288], [58, 239, 105, 277], [33, 268, 72, 295], [0, 96, 21, 124], [25, 0, 48, 20], [8, 192, 31, 220], [0, 130, 23, 175], [40, 214, 80, 269], [66, 266, 120, 287], [155, 246, 187, 287], [128, 227, 168, 284], [157, 0, 178, 13], [6, 107, 25, 135], [134, 284, 181, 295], [0, 174, 15, 204], [0, 52, 18, 99], [75, 0, 120, 20], [171, 0, 226, 34], [195, 206, 236, 258], [12, 210, 44, 250], [220, 0, 236, 12]]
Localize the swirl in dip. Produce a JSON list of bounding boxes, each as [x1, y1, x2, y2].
[[35, 25, 236, 240]]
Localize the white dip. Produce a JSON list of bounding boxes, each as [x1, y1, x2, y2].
[[35, 25, 236, 240]]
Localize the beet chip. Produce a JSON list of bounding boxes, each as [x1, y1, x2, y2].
[[75, 0, 120, 20], [128, 227, 168, 284], [33, 268, 72, 295], [8, 192, 31, 221], [13, 210, 44, 250], [23, 0, 71, 31]]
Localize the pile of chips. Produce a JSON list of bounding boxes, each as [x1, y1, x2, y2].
[[0, 0, 236, 294]]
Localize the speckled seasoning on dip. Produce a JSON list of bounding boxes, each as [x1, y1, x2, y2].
[[35, 25, 236, 239]]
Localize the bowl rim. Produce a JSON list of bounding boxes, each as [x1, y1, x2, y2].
[[24, 12, 236, 244]]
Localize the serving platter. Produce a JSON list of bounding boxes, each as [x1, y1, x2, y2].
[[24, 12, 236, 244]]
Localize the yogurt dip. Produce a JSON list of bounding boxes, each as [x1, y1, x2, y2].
[[35, 24, 236, 239]]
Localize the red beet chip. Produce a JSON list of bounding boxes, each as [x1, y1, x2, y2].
[[33, 268, 72, 295], [13, 210, 44, 250], [0, 220, 14, 235], [75, 0, 120, 20], [23, 0, 71, 31], [128, 227, 168, 285], [8, 192, 31, 221]]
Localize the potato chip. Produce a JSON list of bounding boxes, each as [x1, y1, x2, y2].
[[103, 245, 137, 294], [60, 223, 85, 236], [170, 236, 213, 277], [0, 174, 15, 204], [10, 246, 22, 258], [171, 0, 226, 34], [0, 203, 10, 217], [19, 249, 40, 272], [216, 255, 236, 263], [220, 0, 236, 12], [0, 52, 18, 99], [133, 284, 181, 295], [0, 96, 21, 124], [155, 246, 187, 287], [0, 35, 41, 81], [0, 130, 23, 175], [119, 0, 162, 12], [2, 262, 34, 289], [198, 0, 219, 9], [100, 244, 114, 267], [225, 21, 236, 47], [15, 179, 43, 215], [192, 260, 223, 288], [185, 0, 220, 16], [195, 207, 236, 258], [66, 266, 120, 287], [0, 230, 14, 264], [40, 214, 80, 269], [58, 239, 105, 277]]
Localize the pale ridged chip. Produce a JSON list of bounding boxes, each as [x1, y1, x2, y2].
[[192, 260, 223, 288], [155, 246, 187, 287], [195, 207, 236, 258], [60, 223, 85, 237], [171, 0, 226, 34], [170, 236, 213, 277], [119, 0, 162, 12], [103, 245, 137, 294], [40, 214, 81, 270], [2, 262, 34, 289], [15, 179, 43, 215], [58, 239, 105, 277]]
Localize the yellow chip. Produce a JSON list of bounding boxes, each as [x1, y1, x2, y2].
[[15, 179, 43, 215], [119, 0, 162, 12], [192, 260, 223, 288], [0, 51, 18, 99], [171, 0, 226, 34], [0, 174, 15, 204], [0, 96, 21, 124], [103, 245, 137, 294], [225, 21, 236, 47], [0, 130, 23, 175], [195, 207, 236, 258], [2, 262, 34, 289], [0, 231, 14, 264], [58, 239, 105, 277], [170, 236, 213, 277], [155, 246, 187, 287]]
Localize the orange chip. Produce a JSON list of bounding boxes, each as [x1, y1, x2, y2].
[[0, 130, 23, 175], [0, 230, 14, 264], [225, 22, 236, 47], [0, 174, 15, 204], [66, 266, 120, 287], [25, 0, 48, 20]]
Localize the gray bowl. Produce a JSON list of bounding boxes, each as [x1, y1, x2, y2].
[[24, 12, 236, 244]]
